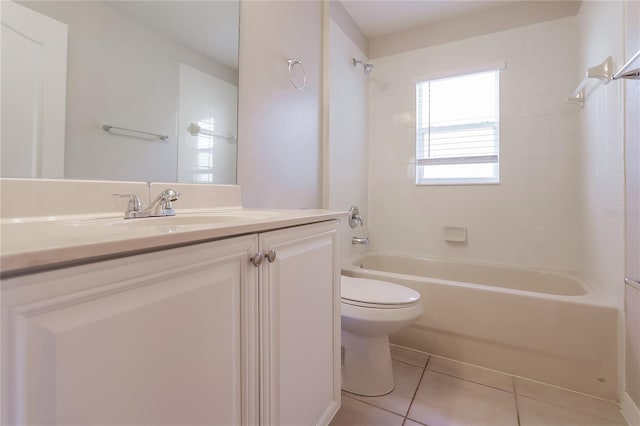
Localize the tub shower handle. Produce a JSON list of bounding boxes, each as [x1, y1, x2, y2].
[[265, 249, 277, 263], [348, 206, 363, 228]]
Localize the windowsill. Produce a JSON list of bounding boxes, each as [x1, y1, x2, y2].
[[416, 179, 500, 186]]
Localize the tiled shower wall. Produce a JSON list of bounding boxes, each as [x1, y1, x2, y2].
[[576, 0, 628, 405], [368, 16, 581, 272], [577, 1, 625, 311]]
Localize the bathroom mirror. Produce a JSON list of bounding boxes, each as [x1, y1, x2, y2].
[[1, 0, 239, 184]]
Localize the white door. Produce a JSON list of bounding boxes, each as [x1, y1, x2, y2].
[[0, 1, 67, 178], [1, 236, 259, 425], [259, 221, 341, 426]]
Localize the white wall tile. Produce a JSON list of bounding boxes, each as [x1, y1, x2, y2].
[[577, 1, 625, 309], [368, 16, 583, 273]]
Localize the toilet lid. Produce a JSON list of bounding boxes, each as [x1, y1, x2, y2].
[[341, 276, 420, 306]]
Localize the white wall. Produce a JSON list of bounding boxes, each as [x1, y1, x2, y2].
[[21, 1, 237, 183], [368, 1, 581, 59], [237, 1, 323, 209], [622, 0, 640, 418], [368, 16, 581, 272], [328, 18, 369, 259]]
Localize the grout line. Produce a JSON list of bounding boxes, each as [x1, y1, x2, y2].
[[392, 358, 429, 369], [424, 354, 432, 369], [341, 391, 406, 419], [425, 368, 514, 395], [512, 376, 521, 426], [512, 375, 619, 404], [403, 355, 430, 425], [516, 394, 627, 425]]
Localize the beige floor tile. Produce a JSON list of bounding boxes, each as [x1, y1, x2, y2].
[[514, 378, 625, 424], [390, 344, 429, 367], [518, 396, 627, 426], [330, 394, 404, 426], [427, 356, 513, 392], [408, 370, 518, 426], [403, 420, 426, 426], [347, 360, 424, 416]]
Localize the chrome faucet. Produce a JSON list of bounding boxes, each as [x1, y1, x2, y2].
[[352, 236, 369, 245], [113, 189, 180, 219], [146, 189, 180, 217]]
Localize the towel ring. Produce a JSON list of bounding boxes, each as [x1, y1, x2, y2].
[[287, 58, 306, 90]]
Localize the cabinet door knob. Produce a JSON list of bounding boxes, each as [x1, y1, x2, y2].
[[250, 253, 263, 267], [265, 249, 277, 263]]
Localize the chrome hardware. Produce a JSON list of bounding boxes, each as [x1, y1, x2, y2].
[[115, 189, 181, 219], [251, 253, 263, 267], [188, 123, 236, 143], [287, 58, 306, 90], [113, 193, 149, 219], [352, 236, 369, 245], [612, 49, 640, 80], [145, 189, 181, 217], [625, 278, 640, 290], [352, 58, 374, 75], [265, 250, 277, 263], [347, 205, 363, 228], [102, 124, 168, 140], [616, 68, 640, 80]]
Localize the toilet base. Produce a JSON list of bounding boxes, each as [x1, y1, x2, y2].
[[341, 330, 395, 396]]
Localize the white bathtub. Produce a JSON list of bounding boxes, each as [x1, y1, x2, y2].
[[342, 253, 619, 400]]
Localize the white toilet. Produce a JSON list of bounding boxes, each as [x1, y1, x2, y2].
[[340, 275, 423, 396]]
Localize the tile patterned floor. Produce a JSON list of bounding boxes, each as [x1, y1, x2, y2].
[[330, 345, 628, 426]]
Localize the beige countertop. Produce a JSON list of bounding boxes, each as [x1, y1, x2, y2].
[[1, 208, 345, 275]]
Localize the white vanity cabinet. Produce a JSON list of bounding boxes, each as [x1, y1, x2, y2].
[[259, 222, 341, 426], [1, 220, 340, 426]]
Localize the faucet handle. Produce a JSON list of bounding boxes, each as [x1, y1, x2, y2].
[[161, 189, 180, 216], [160, 189, 181, 201], [113, 193, 143, 218], [347, 205, 364, 228]]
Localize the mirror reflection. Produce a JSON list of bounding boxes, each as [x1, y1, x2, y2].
[[1, 0, 239, 184]]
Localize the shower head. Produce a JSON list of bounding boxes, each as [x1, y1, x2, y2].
[[353, 58, 374, 75], [363, 63, 374, 75]]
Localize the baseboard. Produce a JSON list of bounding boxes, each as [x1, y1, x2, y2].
[[622, 392, 640, 426]]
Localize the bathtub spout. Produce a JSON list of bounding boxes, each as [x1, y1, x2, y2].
[[352, 236, 369, 245]]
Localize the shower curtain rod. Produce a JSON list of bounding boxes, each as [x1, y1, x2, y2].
[[567, 50, 640, 108], [612, 49, 640, 80]]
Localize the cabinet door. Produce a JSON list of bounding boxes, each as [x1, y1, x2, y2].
[[1, 235, 259, 426], [259, 221, 341, 426]]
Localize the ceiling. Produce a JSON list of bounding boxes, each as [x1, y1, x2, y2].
[[340, 0, 562, 39]]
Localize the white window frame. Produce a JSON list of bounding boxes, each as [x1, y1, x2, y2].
[[414, 63, 504, 186]]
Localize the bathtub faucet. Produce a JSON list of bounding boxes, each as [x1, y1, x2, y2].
[[352, 236, 369, 245]]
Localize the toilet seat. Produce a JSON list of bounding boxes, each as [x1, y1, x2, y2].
[[341, 276, 420, 309]]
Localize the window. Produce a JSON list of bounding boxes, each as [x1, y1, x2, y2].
[[416, 69, 500, 185], [195, 117, 215, 183]]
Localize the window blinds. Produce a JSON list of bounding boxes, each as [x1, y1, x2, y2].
[[416, 70, 499, 177]]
